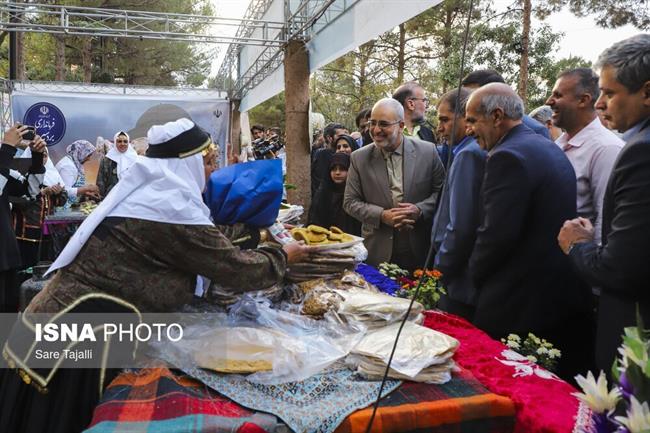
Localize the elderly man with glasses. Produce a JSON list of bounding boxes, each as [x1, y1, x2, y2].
[[344, 98, 445, 271], [392, 81, 436, 145]]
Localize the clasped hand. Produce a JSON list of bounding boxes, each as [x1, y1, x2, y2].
[[381, 203, 421, 230]]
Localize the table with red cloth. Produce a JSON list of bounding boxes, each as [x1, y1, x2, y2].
[[85, 311, 589, 433]]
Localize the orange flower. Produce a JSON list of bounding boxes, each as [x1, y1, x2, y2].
[[413, 269, 424, 278], [431, 269, 443, 279], [401, 284, 410, 289]]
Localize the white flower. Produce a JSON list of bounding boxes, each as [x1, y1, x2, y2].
[[548, 349, 561, 359], [618, 342, 649, 370], [507, 341, 521, 350], [536, 347, 548, 355], [507, 334, 521, 342], [527, 333, 541, 345], [526, 355, 537, 363], [572, 371, 621, 414], [615, 396, 650, 432]]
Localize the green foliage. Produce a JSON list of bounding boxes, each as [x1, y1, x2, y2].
[[2, 0, 214, 85], [249, 93, 286, 132]]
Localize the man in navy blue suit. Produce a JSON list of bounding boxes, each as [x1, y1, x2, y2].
[[466, 83, 593, 380], [432, 87, 486, 321], [558, 34, 650, 372]]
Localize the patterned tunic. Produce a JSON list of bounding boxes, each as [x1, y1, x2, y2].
[[96, 157, 119, 198], [26, 218, 287, 313]]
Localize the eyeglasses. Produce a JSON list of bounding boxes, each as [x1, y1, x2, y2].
[[367, 120, 401, 129], [409, 97, 430, 107], [116, 140, 128, 143]]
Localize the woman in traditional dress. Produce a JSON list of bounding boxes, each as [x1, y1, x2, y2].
[[13, 145, 68, 267], [0, 118, 311, 433], [0, 126, 46, 312], [54, 139, 100, 204], [96, 131, 138, 197]]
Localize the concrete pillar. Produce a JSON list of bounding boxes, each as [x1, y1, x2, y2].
[[283, 40, 311, 216]]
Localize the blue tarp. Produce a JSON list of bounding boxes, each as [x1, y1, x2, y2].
[[204, 159, 283, 228]]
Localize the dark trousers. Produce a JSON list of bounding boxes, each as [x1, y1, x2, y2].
[[0, 269, 18, 312]]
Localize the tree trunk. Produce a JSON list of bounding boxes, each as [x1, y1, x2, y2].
[[15, 31, 25, 80], [82, 37, 93, 83], [283, 40, 311, 221], [518, 0, 532, 108], [357, 41, 374, 109], [441, 4, 455, 93], [55, 35, 66, 81], [396, 23, 406, 85]]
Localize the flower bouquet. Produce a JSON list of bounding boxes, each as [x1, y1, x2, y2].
[[501, 333, 562, 372], [574, 313, 650, 432], [378, 263, 446, 310]]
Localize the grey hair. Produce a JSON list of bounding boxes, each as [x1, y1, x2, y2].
[[476, 93, 524, 120], [596, 34, 650, 92], [373, 97, 405, 121], [529, 105, 553, 124]]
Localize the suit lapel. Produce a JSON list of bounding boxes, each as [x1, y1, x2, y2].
[[371, 146, 393, 207], [403, 137, 416, 202]]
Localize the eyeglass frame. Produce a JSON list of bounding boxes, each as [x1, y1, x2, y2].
[[408, 97, 430, 107], [367, 119, 402, 129]]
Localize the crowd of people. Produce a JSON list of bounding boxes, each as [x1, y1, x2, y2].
[[306, 34, 650, 382], [0, 32, 649, 431]]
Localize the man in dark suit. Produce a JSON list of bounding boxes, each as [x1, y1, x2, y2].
[[462, 69, 550, 140], [558, 34, 650, 372], [432, 87, 487, 321], [466, 83, 593, 380], [344, 98, 445, 271], [392, 82, 437, 143]]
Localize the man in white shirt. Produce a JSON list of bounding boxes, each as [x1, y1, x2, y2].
[[546, 68, 623, 244]]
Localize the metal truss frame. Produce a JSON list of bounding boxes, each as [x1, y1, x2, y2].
[[219, 0, 359, 100], [0, 1, 286, 46], [0, 0, 360, 104]]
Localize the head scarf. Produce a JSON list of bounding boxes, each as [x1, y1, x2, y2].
[[47, 118, 212, 276], [106, 131, 138, 178], [335, 134, 360, 153], [66, 139, 96, 174], [329, 152, 351, 171], [19, 146, 65, 187]]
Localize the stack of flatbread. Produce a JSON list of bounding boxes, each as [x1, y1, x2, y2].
[[348, 321, 459, 383], [333, 289, 425, 329], [286, 247, 358, 282]]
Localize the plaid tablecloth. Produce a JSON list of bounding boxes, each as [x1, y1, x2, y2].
[[85, 366, 514, 433]]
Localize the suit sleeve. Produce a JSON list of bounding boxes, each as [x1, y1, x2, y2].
[[569, 141, 650, 295], [415, 147, 445, 221], [343, 153, 384, 229], [435, 150, 485, 277], [469, 152, 529, 286]]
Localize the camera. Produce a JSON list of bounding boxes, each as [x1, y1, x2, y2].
[[22, 126, 36, 141], [252, 136, 285, 159]]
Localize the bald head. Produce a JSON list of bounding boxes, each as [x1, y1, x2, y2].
[[372, 98, 405, 121], [469, 83, 524, 120], [465, 83, 524, 151]]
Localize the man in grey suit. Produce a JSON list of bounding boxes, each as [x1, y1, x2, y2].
[[431, 88, 487, 321], [344, 98, 445, 271]]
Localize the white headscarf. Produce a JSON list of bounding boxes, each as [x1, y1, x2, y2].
[[106, 131, 138, 178], [19, 147, 65, 187], [46, 119, 212, 276]]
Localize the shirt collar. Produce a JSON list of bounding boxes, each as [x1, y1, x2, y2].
[[451, 135, 473, 156], [622, 118, 649, 142], [556, 116, 602, 149], [404, 124, 420, 137]]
